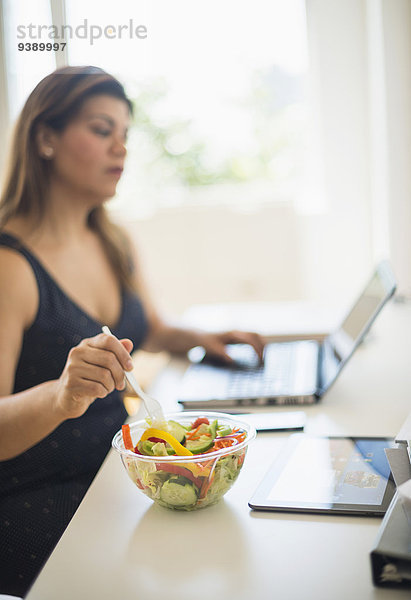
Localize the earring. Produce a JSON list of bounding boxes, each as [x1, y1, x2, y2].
[[43, 147, 54, 158]]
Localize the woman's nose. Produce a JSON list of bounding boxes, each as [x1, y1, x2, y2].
[[112, 137, 127, 157]]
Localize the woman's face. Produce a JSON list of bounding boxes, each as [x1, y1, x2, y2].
[[49, 94, 130, 202]]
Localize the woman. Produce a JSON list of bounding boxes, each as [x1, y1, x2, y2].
[[0, 65, 264, 597]]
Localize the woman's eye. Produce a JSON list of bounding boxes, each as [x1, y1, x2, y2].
[[93, 127, 111, 137]]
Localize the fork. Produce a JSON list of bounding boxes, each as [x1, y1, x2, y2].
[[102, 326, 166, 427]]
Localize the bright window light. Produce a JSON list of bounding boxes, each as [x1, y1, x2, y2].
[[6, 0, 315, 218], [3, 0, 56, 122]]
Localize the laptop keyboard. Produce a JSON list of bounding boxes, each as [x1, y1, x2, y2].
[[226, 342, 319, 398], [179, 341, 320, 402]]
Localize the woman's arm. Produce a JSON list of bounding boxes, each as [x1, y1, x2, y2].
[[128, 239, 266, 363], [143, 322, 265, 363], [0, 249, 134, 461]]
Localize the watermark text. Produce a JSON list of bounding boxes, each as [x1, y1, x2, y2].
[[17, 19, 147, 46]]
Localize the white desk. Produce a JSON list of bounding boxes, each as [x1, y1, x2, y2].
[[27, 301, 411, 600]]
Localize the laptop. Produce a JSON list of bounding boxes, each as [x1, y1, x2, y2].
[[177, 261, 397, 408]]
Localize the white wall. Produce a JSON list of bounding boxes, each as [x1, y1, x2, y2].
[[125, 204, 304, 316], [302, 0, 373, 301], [378, 0, 411, 296], [123, 202, 372, 317]]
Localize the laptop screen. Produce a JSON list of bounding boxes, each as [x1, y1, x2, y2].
[[319, 261, 397, 393]]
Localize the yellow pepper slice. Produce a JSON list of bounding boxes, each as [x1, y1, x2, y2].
[[140, 428, 193, 456]]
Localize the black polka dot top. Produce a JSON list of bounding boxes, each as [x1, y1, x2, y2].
[[0, 231, 149, 597]]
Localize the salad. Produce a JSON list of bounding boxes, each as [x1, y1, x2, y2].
[[120, 416, 248, 510]]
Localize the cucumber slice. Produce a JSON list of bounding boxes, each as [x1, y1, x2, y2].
[[208, 419, 218, 440], [140, 440, 176, 456], [217, 424, 232, 437], [185, 436, 214, 454], [167, 420, 187, 444], [160, 476, 198, 507], [139, 440, 155, 455]]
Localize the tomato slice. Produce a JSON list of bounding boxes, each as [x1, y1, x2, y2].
[[192, 417, 210, 428]]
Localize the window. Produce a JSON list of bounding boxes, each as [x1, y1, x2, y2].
[[1, 0, 316, 218], [2, 0, 56, 123], [65, 0, 311, 218]]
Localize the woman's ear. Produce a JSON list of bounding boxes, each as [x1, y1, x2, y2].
[[36, 124, 57, 160]]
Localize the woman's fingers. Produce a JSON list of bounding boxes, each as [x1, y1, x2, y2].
[[73, 377, 110, 401], [67, 335, 130, 391], [198, 330, 266, 365], [81, 346, 126, 390], [88, 333, 134, 371], [202, 339, 235, 365], [80, 364, 126, 394], [120, 338, 134, 354], [57, 333, 133, 417], [220, 330, 266, 362]]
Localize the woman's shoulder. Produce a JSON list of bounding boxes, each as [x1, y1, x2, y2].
[[0, 240, 34, 273], [0, 243, 39, 327]]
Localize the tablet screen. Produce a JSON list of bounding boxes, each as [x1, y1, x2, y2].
[[249, 435, 396, 516]]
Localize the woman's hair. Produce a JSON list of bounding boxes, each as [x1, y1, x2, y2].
[[0, 65, 135, 290]]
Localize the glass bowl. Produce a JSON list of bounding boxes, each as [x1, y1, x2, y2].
[[112, 411, 256, 511]]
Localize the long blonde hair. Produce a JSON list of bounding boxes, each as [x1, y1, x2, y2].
[[0, 65, 135, 290]]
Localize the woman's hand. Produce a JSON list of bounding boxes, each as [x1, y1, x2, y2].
[[197, 330, 266, 364], [55, 333, 134, 419]]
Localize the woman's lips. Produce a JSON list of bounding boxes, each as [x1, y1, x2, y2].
[[106, 167, 123, 178]]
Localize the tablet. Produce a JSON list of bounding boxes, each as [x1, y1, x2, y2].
[[249, 434, 396, 516]]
